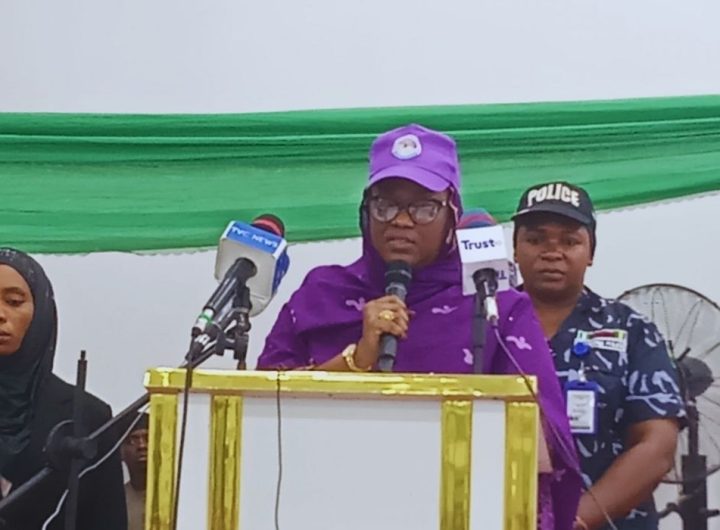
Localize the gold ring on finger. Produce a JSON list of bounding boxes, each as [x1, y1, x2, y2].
[[378, 309, 395, 322]]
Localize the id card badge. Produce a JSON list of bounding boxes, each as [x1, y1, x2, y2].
[[565, 378, 599, 435]]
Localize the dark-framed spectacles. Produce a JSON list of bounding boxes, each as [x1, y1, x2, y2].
[[367, 196, 448, 225]]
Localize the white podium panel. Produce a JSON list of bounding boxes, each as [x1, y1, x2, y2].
[[240, 397, 442, 530], [471, 401, 507, 530], [144, 369, 538, 530]]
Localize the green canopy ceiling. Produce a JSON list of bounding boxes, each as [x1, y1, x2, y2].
[[1, 95, 719, 253]]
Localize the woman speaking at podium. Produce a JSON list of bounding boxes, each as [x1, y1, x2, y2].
[[0, 249, 126, 530], [257, 124, 583, 529]]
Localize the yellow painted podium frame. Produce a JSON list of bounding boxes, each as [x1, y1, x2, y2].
[[144, 368, 539, 530]]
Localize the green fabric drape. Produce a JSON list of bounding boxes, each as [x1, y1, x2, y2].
[[2, 95, 720, 254]]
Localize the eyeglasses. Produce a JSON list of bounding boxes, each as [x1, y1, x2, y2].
[[367, 196, 448, 225]]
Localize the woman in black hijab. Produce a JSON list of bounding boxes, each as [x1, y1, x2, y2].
[[0, 249, 127, 530]]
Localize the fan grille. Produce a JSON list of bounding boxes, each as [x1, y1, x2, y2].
[[618, 284, 720, 484]]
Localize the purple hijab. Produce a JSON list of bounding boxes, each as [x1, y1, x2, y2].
[[258, 202, 582, 528], [257, 124, 582, 529]]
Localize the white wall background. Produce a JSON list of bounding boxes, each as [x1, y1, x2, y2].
[[3, 0, 720, 527], [32, 194, 720, 410], [33, 193, 720, 530], [1, 0, 719, 113]]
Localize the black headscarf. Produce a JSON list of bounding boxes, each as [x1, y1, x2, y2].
[[0, 249, 57, 475]]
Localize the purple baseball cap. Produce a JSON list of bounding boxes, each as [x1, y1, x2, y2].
[[367, 124, 461, 192]]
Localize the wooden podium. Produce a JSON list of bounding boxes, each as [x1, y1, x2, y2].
[[144, 369, 539, 530]]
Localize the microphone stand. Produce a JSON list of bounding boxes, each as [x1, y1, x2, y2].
[[63, 351, 89, 530], [0, 298, 246, 526], [658, 351, 720, 529], [167, 279, 253, 530], [471, 269, 499, 374], [196, 282, 251, 370], [231, 283, 252, 370], [657, 398, 719, 529], [472, 293, 487, 374]]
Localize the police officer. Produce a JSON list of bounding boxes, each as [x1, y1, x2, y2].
[[512, 181, 684, 530]]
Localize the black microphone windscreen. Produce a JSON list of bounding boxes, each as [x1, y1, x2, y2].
[[252, 213, 285, 237], [385, 260, 412, 287]]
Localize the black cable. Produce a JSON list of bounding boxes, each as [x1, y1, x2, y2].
[[41, 408, 148, 529], [169, 331, 222, 530], [170, 314, 233, 529], [274, 371, 283, 530], [492, 326, 619, 530], [5, 325, 224, 529], [170, 365, 193, 530]]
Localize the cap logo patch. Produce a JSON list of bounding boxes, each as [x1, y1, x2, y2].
[[391, 134, 422, 160], [527, 183, 580, 208]]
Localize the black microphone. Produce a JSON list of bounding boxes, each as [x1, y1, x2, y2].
[[190, 214, 287, 338], [472, 268, 499, 321], [377, 261, 412, 373], [190, 258, 257, 338], [186, 214, 289, 361]]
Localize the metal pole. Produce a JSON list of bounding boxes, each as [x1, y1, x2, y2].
[[680, 400, 707, 530], [64, 350, 88, 530]]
